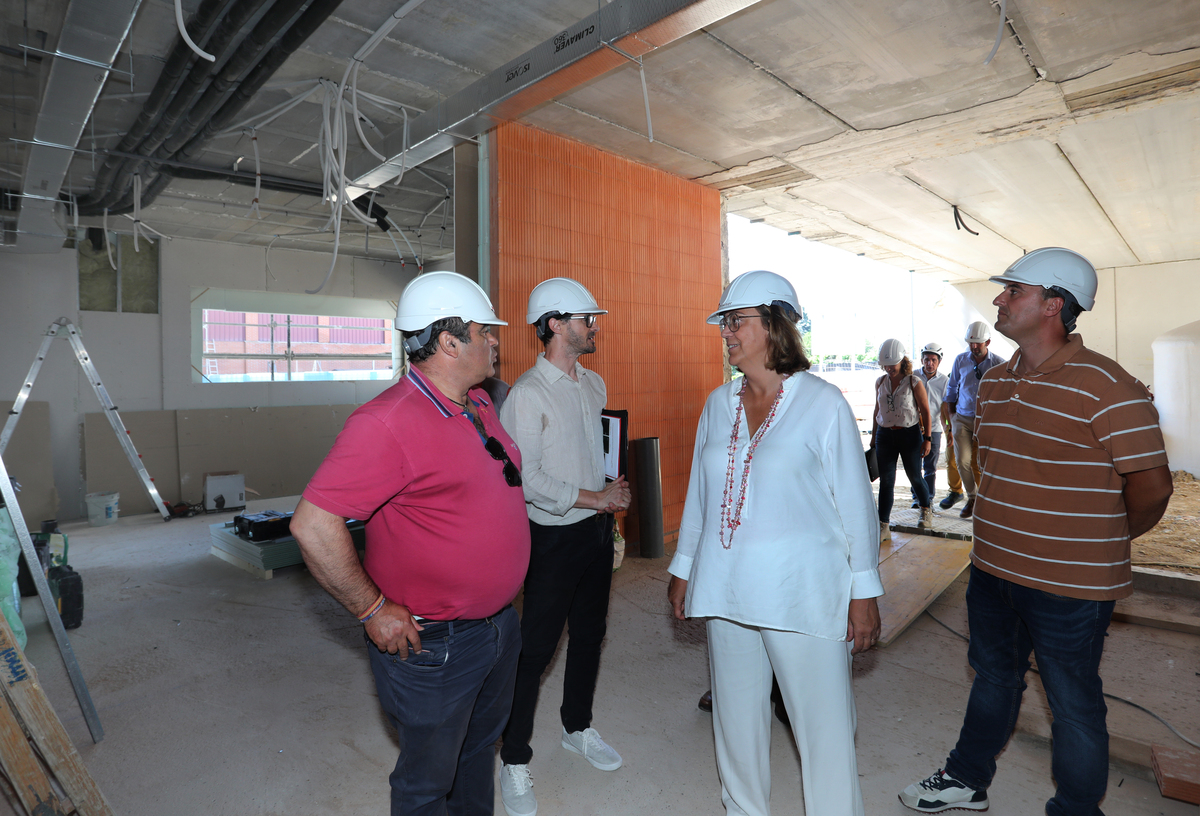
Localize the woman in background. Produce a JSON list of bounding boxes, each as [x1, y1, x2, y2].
[[872, 338, 933, 540]]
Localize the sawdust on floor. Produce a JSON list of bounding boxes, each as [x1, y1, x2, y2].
[[1133, 470, 1200, 575]]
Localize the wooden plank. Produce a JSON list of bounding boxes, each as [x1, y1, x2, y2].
[[877, 534, 973, 646], [1152, 744, 1200, 804], [0, 698, 68, 816], [0, 617, 114, 816], [1113, 592, 1200, 636]]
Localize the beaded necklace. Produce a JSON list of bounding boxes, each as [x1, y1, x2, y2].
[[719, 379, 786, 549]]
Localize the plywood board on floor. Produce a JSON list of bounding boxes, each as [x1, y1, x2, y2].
[[1114, 591, 1200, 635], [877, 531, 973, 646]]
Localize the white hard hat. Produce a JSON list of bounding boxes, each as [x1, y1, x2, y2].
[[989, 247, 1097, 311], [707, 270, 802, 324], [879, 338, 906, 366], [965, 321, 991, 343], [921, 342, 943, 358], [525, 277, 607, 324], [396, 271, 506, 352]]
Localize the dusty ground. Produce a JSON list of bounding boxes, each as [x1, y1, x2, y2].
[[1133, 470, 1200, 575]]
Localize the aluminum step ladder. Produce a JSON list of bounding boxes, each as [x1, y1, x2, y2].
[[1, 318, 172, 521]]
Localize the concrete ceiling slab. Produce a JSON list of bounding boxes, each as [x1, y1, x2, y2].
[[795, 171, 1023, 276], [900, 138, 1139, 268], [1011, 0, 1200, 82], [538, 30, 846, 169], [1057, 96, 1200, 264], [704, 0, 1037, 131]]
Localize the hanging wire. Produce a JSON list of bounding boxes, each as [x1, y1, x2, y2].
[[102, 208, 117, 270], [248, 128, 263, 219], [174, 0, 215, 62], [984, 0, 1008, 65]]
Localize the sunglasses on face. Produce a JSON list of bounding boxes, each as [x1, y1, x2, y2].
[[561, 314, 597, 328], [484, 436, 522, 488], [718, 312, 767, 332]]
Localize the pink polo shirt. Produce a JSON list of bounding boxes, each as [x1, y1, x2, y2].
[[302, 368, 530, 620]]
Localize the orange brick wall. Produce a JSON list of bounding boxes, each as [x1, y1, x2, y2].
[[492, 122, 725, 543]]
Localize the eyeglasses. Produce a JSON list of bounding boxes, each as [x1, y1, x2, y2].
[[561, 314, 597, 328], [484, 436, 522, 488], [718, 312, 767, 332]]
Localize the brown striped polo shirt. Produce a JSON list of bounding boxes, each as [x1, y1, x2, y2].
[[972, 334, 1168, 600]]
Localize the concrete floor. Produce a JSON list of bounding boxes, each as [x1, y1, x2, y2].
[[10, 496, 1200, 816]]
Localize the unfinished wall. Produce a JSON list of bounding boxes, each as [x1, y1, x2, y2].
[[491, 122, 725, 544], [0, 240, 411, 520]]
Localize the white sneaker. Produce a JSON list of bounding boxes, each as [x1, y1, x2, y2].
[[919, 507, 934, 530], [561, 726, 622, 771], [880, 521, 892, 543], [499, 763, 537, 816]]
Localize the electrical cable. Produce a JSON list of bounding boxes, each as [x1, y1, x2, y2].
[[953, 205, 980, 236], [984, 0, 1008, 66], [175, 0, 215, 62], [922, 609, 1200, 750]]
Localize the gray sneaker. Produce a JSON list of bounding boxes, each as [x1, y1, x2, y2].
[[561, 726, 622, 771], [499, 763, 537, 816], [899, 769, 988, 812]]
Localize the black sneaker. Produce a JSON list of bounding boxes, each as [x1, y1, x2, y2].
[[898, 769, 989, 812], [938, 491, 965, 510]]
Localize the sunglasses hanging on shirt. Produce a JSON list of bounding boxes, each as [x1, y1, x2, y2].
[[484, 436, 522, 488]]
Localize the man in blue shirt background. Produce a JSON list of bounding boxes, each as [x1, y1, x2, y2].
[[941, 321, 1005, 519]]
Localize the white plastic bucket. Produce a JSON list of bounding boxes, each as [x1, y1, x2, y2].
[[85, 492, 120, 527]]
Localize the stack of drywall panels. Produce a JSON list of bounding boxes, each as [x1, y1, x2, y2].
[[209, 519, 364, 578]]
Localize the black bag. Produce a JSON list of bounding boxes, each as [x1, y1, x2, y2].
[[865, 445, 879, 482]]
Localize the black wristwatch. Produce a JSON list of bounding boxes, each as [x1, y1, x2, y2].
[[923, 434, 932, 441]]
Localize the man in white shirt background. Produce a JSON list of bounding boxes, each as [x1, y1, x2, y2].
[[497, 278, 631, 816]]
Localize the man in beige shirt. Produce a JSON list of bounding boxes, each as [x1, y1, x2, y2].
[[498, 278, 630, 816]]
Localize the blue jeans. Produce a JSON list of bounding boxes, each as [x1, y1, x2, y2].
[[911, 431, 941, 504], [501, 514, 614, 766], [367, 605, 521, 816], [877, 424, 931, 522], [945, 566, 1114, 816]]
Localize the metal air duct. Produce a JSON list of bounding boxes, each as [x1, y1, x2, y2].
[[348, 0, 760, 190], [8, 0, 145, 254]]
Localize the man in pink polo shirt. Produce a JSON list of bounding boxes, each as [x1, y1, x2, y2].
[[291, 272, 531, 816]]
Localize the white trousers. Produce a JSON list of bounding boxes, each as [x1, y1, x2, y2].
[[707, 618, 865, 816]]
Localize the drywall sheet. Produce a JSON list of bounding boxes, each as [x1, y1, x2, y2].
[[176, 405, 356, 504], [3, 402, 58, 527], [84, 410, 181, 515]]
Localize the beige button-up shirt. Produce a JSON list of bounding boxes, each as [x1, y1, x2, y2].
[[500, 353, 607, 527]]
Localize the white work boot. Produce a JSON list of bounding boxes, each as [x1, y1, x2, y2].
[[919, 507, 934, 530], [880, 521, 892, 543], [499, 763, 537, 816]]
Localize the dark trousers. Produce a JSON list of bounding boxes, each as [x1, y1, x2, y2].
[[911, 431, 942, 504], [500, 514, 614, 766], [367, 605, 521, 816], [877, 424, 931, 522], [946, 566, 1114, 815]]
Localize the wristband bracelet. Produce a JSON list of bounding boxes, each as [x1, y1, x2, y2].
[[357, 592, 386, 623]]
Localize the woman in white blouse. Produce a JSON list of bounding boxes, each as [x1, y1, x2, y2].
[[667, 270, 883, 816]]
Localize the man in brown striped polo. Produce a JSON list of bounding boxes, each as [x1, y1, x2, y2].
[[899, 247, 1174, 815]]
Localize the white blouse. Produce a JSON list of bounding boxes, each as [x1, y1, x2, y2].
[[668, 372, 884, 640]]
